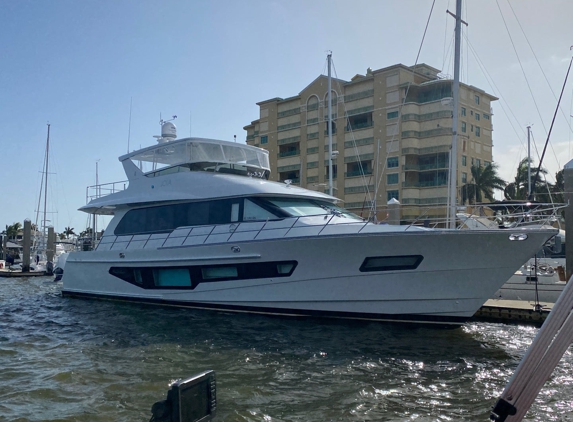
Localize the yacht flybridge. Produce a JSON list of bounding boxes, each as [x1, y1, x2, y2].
[[61, 122, 557, 325]]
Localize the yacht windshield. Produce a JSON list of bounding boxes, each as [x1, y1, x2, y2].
[[266, 198, 363, 220]]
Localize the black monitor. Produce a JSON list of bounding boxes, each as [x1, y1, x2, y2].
[[151, 370, 216, 422]]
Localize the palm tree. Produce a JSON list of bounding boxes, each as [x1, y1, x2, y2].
[[64, 227, 76, 239], [5, 222, 22, 239], [79, 227, 93, 238], [462, 163, 506, 204], [504, 158, 548, 200], [551, 169, 564, 203]]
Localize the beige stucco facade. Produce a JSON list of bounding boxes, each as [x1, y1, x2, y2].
[[244, 63, 497, 223]]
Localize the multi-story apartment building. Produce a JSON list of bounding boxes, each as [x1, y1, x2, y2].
[[244, 63, 497, 223]]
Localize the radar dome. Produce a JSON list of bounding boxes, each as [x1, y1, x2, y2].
[[161, 121, 177, 140]]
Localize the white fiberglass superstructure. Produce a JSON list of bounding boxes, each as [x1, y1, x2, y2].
[[61, 125, 557, 325]]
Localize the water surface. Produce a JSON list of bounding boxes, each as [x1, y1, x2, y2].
[[0, 277, 571, 421]]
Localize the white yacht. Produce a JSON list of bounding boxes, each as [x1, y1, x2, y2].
[[61, 123, 557, 325], [458, 212, 566, 303]]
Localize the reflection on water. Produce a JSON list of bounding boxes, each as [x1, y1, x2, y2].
[[0, 277, 571, 421]]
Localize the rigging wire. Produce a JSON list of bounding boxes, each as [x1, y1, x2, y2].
[[465, 35, 562, 190], [442, 0, 451, 72], [495, 0, 547, 134], [506, 0, 573, 139], [505, 0, 573, 172], [463, 35, 530, 176], [369, 0, 437, 219], [329, 59, 373, 209], [441, 33, 455, 79], [529, 55, 573, 200], [570, 85, 573, 159], [462, 0, 469, 83]]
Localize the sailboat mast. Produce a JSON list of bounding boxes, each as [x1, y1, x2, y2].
[[527, 125, 531, 198], [43, 124, 50, 244], [327, 52, 333, 197], [448, 0, 463, 229]]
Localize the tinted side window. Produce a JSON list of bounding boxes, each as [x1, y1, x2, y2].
[[184, 202, 210, 226], [114, 199, 245, 235]]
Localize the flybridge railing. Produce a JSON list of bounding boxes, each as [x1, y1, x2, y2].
[[86, 180, 128, 203]]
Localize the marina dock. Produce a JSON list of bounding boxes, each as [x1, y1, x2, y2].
[[473, 299, 553, 324], [0, 270, 49, 278]]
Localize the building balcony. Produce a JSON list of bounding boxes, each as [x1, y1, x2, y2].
[[402, 180, 448, 188], [402, 145, 451, 155], [346, 121, 373, 132], [401, 127, 453, 139], [345, 170, 373, 178], [278, 150, 300, 158], [402, 163, 449, 171]]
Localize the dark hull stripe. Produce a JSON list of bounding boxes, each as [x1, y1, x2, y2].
[[61, 290, 469, 326]]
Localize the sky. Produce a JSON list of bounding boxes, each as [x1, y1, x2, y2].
[[1, 0, 572, 234]]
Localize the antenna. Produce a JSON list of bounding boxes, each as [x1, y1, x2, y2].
[[160, 115, 177, 125], [127, 97, 132, 154]]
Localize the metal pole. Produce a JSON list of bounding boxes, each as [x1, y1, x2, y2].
[[448, 0, 462, 229], [327, 52, 333, 197], [374, 139, 380, 222], [565, 159, 573, 281], [22, 219, 31, 273], [527, 125, 531, 198], [43, 124, 50, 248]]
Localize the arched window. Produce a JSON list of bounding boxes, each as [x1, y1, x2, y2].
[[306, 95, 319, 111], [323, 90, 338, 107]]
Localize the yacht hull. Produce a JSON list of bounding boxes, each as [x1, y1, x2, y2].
[[62, 228, 555, 325]]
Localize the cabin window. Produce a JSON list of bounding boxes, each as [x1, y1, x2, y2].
[[108, 260, 298, 289], [115, 199, 243, 235], [114, 197, 362, 236], [202, 266, 238, 280], [359, 255, 423, 272], [243, 199, 280, 221], [154, 269, 192, 287], [266, 198, 360, 220]]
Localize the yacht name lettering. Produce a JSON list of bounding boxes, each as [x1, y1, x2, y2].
[[160, 179, 172, 187], [247, 171, 265, 179]]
